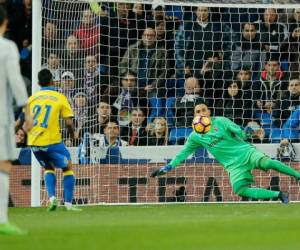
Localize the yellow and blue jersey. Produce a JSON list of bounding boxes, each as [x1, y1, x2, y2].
[[27, 86, 73, 146]]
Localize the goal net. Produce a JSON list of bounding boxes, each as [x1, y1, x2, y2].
[[12, 0, 300, 207]]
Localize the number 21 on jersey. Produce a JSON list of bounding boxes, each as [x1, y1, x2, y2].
[[32, 104, 52, 128]]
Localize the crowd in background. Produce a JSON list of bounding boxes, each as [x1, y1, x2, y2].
[[1, 0, 300, 150]]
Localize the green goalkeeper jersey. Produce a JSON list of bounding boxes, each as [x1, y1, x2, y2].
[[170, 117, 257, 171]]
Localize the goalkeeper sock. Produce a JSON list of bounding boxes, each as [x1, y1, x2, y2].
[[0, 171, 9, 224], [44, 170, 56, 199], [237, 187, 280, 199], [63, 170, 75, 204], [260, 158, 300, 179]]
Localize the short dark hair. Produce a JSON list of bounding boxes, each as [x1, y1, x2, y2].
[[38, 69, 53, 86], [0, 6, 7, 26], [239, 66, 251, 72], [104, 119, 119, 129], [266, 52, 280, 62], [242, 22, 257, 30], [225, 80, 241, 89]]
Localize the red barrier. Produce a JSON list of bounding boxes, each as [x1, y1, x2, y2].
[[9, 163, 300, 207]]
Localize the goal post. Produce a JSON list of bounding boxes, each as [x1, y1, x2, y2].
[[27, 0, 300, 207], [31, 0, 43, 207]]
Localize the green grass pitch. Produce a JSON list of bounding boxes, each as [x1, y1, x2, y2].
[[1, 204, 300, 250]]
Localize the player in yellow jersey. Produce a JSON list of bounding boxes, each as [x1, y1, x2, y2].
[[27, 69, 81, 211]]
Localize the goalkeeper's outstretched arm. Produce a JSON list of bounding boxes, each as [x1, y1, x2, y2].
[[151, 135, 200, 177]]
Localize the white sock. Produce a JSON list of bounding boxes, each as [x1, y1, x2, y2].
[[0, 171, 9, 224], [49, 196, 56, 203], [64, 202, 72, 209]]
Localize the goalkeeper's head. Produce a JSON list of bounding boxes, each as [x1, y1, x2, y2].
[[194, 102, 211, 118], [0, 6, 8, 35], [38, 69, 54, 87]]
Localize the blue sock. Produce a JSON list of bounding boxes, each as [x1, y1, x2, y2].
[[44, 170, 56, 198], [63, 170, 75, 203]]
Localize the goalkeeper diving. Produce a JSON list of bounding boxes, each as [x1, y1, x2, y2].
[[151, 102, 300, 203]]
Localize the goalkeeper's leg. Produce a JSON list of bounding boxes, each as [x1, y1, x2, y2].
[[236, 186, 280, 199], [259, 157, 300, 180], [235, 184, 288, 203]]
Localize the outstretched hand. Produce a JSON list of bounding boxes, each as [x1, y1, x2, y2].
[[150, 165, 173, 177]]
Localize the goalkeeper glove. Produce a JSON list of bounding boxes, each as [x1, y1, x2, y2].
[[150, 165, 173, 177]]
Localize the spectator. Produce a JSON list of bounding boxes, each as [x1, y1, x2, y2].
[[72, 92, 89, 138], [256, 57, 288, 111], [41, 52, 64, 83], [15, 128, 27, 148], [174, 23, 186, 79], [235, 67, 258, 118], [42, 22, 62, 58], [119, 27, 167, 98], [58, 71, 76, 103], [245, 119, 270, 143], [109, 72, 143, 126], [274, 79, 300, 126], [132, 3, 151, 38], [198, 54, 225, 103], [151, 4, 180, 31], [215, 81, 251, 126], [121, 108, 147, 146], [96, 101, 112, 131], [108, 3, 138, 82], [79, 120, 127, 164], [7, 0, 32, 49], [184, 7, 222, 77], [152, 5, 180, 74], [20, 37, 32, 79], [231, 22, 263, 77], [43, 0, 86, 36], [280, 21, 300, 79], [147, 117, 169, 146], [74, 101, 112, 146], [61, 35, 84, 79], [236, 67, 252, 88], [82, 55, 107, 104], [288, 8, 300, 33], [174, 77, 204, 128], [155, 20, 176, 76], [101, 120, 128, 147], [74, 8, 100, 54], [281, 106, 300, 143], [256, 8, 288, 52]]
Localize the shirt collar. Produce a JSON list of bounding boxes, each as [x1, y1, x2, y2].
[[41, 86, 56, 91]]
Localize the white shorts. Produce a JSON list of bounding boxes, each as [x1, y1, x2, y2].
[[0, 125, 18, 161]]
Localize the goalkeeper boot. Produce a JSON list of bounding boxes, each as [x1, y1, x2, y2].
[[47, 197, 57, 212], [0, 223, 27, 235], [279, 191, 289, 204]]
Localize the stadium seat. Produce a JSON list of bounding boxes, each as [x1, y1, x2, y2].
[[148, 97, 164, 123], [165, 97, 175, 126], [169, 128, 193, 145]]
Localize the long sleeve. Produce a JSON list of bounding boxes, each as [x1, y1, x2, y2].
[[169, 135, 200, 168], [119, 46, 130, 76], [5, 42, 28, 107]]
